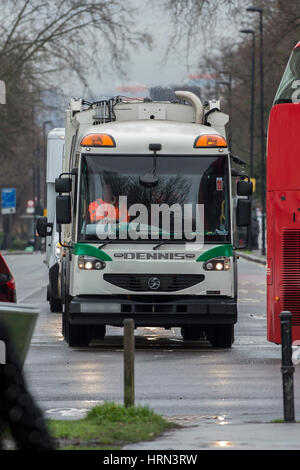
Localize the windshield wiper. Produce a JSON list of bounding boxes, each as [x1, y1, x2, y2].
[[153, 239, 186, 250], [98, 239, 125, 249]]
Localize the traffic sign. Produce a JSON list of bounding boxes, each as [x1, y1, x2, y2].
[[26, 199, 35, 214], [1, 188, 16, 214]]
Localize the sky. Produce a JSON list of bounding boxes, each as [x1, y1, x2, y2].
[[63, 1, 225, 99], [60, 0, 244, 103]]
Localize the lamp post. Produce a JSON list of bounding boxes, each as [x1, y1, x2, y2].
[[217, 71, 233, 149], [240, 29, 256, 252], [247, 6, 266, 257], [240, 29, 256, 179]]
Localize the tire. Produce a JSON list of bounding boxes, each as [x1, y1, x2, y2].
[[208, 325, 234, 348], [68, 324, 91, 347], [60, 256, 106, 346], [49, 296, 62, 313], [181, 325, 203, 341], [61, 257, 70, 341], [93, 325, 106, 340], [63, 301, 92, 347], [66, 323, 105, 347], [48, 263, 61, 312]]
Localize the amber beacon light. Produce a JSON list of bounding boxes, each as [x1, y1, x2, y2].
[[80, 133, 116, 147], [194, 135, 227, 148]]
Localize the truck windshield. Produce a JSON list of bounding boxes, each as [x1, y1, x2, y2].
[[274, 47, 300, 105], [78, 154, 231, 244]]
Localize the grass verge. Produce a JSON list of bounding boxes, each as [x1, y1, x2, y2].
[[48, 402, 176, 450]]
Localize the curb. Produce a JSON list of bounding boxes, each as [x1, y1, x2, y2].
[[236, 251, 266, 266], [1, 250, 38, 256]]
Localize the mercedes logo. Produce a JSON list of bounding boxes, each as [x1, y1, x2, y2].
[[148, 276, 161, 290]]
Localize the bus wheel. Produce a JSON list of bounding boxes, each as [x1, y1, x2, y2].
[[181, 325, 202, 341], [208, 325, 234, 348]]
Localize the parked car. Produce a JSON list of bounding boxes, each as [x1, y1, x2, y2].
[[0, 254, 16, 302]]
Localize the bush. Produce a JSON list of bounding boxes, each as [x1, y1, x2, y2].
[[11, 239, 28, 251], [86, 402, 159, 423]]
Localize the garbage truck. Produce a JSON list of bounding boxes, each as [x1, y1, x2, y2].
[[37, 91, 252, 347]]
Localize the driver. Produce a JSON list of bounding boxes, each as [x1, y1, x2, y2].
[[89, 184, 129, 223]]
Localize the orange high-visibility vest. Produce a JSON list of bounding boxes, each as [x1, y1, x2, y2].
[[89, 198, 129, 222]]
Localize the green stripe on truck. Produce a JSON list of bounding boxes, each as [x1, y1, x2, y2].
[[196, 245, 233, 262], [73, 243, 112, 261]]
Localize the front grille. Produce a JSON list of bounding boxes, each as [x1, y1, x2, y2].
[[103, 274, 205, 292], [282, 230, 300, 324]]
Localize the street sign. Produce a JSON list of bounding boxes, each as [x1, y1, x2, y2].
[[1, 188, 16, 214], [26, 199, 35, 214]]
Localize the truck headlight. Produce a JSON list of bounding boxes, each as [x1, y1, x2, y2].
[[78, 256, 106, 270], [203, 257, 231, 271], [55, 242, 62, 260]]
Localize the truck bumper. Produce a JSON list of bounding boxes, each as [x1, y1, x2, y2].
[[68, 296, 237, 327]]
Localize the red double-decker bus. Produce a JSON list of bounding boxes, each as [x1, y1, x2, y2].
[[267, 41, 300, 343]]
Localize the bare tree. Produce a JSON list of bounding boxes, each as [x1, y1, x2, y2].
[[159, 0, 239, 55], [0, 0, 151, 87], [197, 0, 300, 199], [0, 0, 152, 236]]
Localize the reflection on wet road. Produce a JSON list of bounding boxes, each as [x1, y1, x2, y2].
[[5, 253, 298, 423]]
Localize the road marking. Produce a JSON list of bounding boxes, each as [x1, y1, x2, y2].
[[250, 314, 266, 320], [45, 408, 90, 419]]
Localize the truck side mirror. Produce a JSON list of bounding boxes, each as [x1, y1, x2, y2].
[[36, 217, 52, 238], [237, 199, 251, 227], [237, 180, 253, 196], [56, 196, 71, 224], [55, 177, 72, 193]]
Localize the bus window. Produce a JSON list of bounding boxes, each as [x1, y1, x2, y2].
[[274, 46, 300, 105]]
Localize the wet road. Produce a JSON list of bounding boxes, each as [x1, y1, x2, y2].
[[5, 253, 299, 423]]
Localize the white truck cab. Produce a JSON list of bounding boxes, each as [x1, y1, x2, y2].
[[40, 92, 252, 346]]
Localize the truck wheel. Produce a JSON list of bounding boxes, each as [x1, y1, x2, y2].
[[48, 264, 61, 312], [61, 257, 70, 340], [62, 300, 91, 347], [181, 325, 203, 341], [68, 324, 91, 347], [49, 296, 62, 313], [208, 325, 234, 348], [93, 325, 106, 340]]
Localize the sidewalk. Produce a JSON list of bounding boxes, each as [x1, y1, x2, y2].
[[124, 418, 299, 450], [236, 249, 266, 266]]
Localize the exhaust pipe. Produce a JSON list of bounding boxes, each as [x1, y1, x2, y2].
[[175, 91, 204, 124]]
